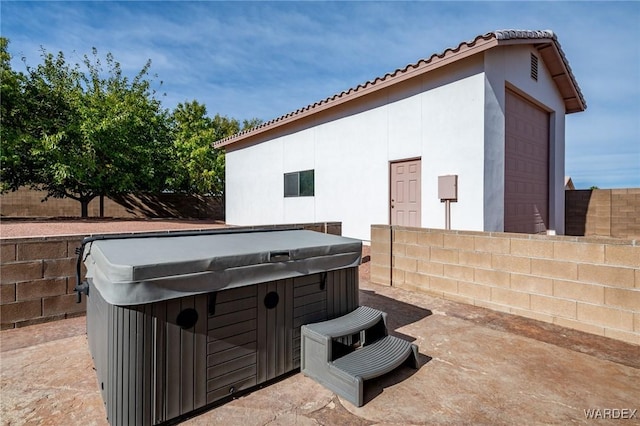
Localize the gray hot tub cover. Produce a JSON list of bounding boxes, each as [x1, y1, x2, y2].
[[83, 230, 362, 305]]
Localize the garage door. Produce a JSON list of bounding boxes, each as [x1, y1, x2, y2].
[[504, 90, 549, 234]]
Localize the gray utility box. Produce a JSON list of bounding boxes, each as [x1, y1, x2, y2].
[[81, 229, 361, 426]]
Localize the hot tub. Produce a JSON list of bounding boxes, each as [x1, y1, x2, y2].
[[79, 228, 361, 425]]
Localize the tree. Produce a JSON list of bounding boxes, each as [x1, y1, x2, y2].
[[1, 43, 172, 217], [2, 40, 261, 217], [169, 100, 261, 206], [169, 100, 221, 197], [0, 37, 31, 193]]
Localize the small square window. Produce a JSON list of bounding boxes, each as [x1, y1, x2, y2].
[[284, 170, 314, 197], [284, 173, 299, 197]]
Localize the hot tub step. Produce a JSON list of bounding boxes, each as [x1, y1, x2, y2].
[[330, 335, 419, 381], [302, 305, 386, 339], [301, 306, 419, 407]]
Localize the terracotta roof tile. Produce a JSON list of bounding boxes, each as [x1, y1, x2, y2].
[[215, 30, 585, 148]]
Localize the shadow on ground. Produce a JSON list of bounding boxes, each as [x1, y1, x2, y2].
[[360, 288, 432, 342], [355, 287, 433, 405]]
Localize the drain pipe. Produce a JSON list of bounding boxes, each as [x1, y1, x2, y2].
[[438, 175, 458, 231], [389, 225, 394, 287], [444, 200, 451, 230]]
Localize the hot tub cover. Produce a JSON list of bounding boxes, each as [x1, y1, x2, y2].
[[83, 229, 362, 305]]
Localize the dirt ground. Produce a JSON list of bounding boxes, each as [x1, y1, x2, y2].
[[0, 218, 227, 238]]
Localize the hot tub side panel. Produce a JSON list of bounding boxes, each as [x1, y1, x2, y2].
[[87, 267, 358, 426], [87, 281, 209, 425], [206, 284, 258, 402], [209, 268, 358, 397]]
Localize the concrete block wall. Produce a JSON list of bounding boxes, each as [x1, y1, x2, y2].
[[370, 225, 640, 345], [242, 222, 342, 236], [0, 222, 341, 329], [566, 188, 640, 239], [0, 187, 223, 219], [1, 236, 86, 329], [564, 190, 592, 237], [611, 189, 640, 238]]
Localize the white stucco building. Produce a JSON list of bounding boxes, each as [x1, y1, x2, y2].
[[215, 30, 586, 241]]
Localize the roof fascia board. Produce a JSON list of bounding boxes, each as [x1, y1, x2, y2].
[[536, 42, 586, 113], [494, 36, 585, 114], [216, 30, 586, 148], [215, 38, 498, 148]]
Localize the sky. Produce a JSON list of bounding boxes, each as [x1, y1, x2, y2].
[[1, 1, 639, 189]]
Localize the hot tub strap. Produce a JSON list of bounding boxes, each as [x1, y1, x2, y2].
[[74, 281, 89, 303]]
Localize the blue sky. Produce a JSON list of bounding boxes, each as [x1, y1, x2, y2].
[[2, 1, 639, 189]]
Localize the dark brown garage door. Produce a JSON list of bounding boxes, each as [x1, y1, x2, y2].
[[504, 89, 549, 234]]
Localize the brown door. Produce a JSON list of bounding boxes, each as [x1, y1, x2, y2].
[[390, 159, 421, 227], [504, 89, 549, 233]]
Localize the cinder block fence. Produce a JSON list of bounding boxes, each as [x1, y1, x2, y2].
[[1, 236, 86, 329], [566, 188, 640, 239], [0, 222, 341, 329], [370, 225, 640, 346]]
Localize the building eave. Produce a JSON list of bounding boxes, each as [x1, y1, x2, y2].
[[493, 30, 586, 114], [215, 29, 586, 149]]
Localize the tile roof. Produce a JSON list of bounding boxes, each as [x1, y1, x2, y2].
[[215, 29, 586, 148]]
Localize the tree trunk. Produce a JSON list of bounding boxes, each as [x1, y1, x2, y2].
[[81, 200, 89, 218], [78, 194, 97, 218]]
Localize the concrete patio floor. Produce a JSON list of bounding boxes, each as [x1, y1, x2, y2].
[[1, 274, 639, 425]]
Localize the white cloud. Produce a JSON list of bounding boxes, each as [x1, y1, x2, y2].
[[2, 1, 639, 188]]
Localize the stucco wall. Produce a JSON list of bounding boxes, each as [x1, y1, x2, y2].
[[484, 45, 567, 233], [227, 56, 487, 241], [370, 225, 640, 346], [226, 45, 568, 241]]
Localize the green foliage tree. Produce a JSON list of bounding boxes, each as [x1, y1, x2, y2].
[[2, 39, 261, 217], [0, 37, 31, 193], [169, 100, 221, 197], [169, 100, 261, 206], [1, 41, 172, 217]]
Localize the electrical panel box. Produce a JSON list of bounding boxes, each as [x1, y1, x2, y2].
[[438, 175, 458, 200]]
